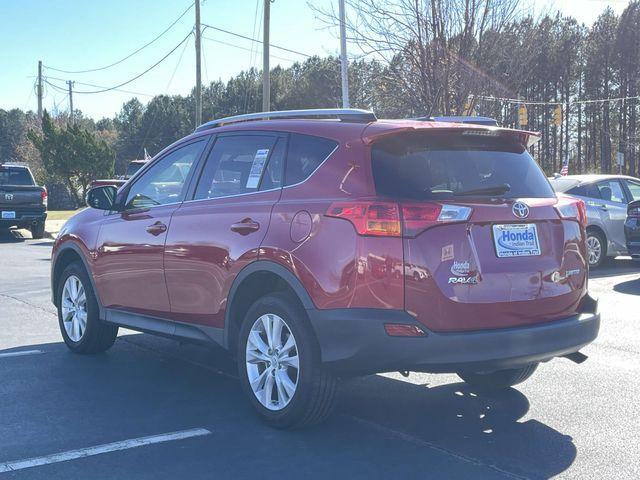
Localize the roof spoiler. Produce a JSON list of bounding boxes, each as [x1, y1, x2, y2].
[[363, 125, 541, 148]]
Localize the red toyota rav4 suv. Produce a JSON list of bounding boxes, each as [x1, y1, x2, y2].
[[51, 109, 600, 428]]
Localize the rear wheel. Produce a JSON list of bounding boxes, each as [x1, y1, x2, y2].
[[457, 363, 538, 391], [30, 221, 45, 239], [237, 293, 337, 429], [586, 229, 606, 268], [56, 262, 118, 354]]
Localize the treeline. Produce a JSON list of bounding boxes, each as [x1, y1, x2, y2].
[[1, 2, 640, 207]]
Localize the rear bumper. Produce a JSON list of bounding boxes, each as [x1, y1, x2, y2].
[[0, 209, 46, 228], [307, 295, 600, 376]]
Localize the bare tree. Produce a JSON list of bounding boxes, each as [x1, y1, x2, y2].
[[312, 0, 523, 116]]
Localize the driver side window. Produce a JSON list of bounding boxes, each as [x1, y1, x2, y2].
[[125, 140, 206, 209]]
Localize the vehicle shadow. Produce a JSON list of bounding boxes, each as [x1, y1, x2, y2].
[[0, 336, 576, 479], [0, 229, 27, 243], [613, 277, 640, 295], [589, 257, 639, 279]]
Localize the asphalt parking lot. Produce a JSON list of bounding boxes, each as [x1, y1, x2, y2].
[[0, 229, 638, 479]]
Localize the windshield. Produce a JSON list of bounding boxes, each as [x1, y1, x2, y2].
[[372, 133, 554, 200], [0, 167, 34, 186]]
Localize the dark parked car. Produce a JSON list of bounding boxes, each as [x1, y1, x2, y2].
[[51, 109, 600, 429], [625, 200, 640, 260], [0, 163, 47, 238]]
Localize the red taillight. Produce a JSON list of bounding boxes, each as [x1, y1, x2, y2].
[[384, 323, 426, 337], [555, 196, 586, 227], [325, 201, 401, 236], [41, 188, 48, 207], [326, 201, 472, 237], [628, 204, 640, 219]]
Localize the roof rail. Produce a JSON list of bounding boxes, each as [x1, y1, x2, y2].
[[195, 108, 377, 132]]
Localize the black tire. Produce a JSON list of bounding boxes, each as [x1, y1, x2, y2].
[[457, 363, 538, 391], [30, 221, 46, 239], [586, 229, 606, 269], [237, 292, 337, 429], [56, 261, 118, 354]]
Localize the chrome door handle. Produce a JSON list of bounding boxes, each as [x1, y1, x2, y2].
[[599, 204, 608, 211], [230, 218, 260, 235], [146, 221, 167, 236]]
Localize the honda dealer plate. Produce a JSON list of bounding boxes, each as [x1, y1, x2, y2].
[[1, 211, 16, 219], [493, 223, 541, 258]]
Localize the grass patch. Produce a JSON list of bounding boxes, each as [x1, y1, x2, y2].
[[47, 209, 82, 221]]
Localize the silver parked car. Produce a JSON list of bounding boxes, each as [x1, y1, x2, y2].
[[550, 174, 640, 267]]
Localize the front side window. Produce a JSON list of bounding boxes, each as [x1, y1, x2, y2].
[[596, 180, 626, 204], [372, 133, 555, 200], [194, 135, 282, 200], [125, 140, 206, 209]]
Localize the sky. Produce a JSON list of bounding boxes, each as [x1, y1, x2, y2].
[[0, 0, 632, 120]]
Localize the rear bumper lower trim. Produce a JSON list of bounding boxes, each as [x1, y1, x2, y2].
[[307, 296, 600, 375]]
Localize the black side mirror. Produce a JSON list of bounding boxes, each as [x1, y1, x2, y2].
[[86, 185, 118, 211]]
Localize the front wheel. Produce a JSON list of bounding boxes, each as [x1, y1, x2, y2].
[[457, 363, 538, 391], [237, 293, 337, 429], [56, 261, 118, 354]]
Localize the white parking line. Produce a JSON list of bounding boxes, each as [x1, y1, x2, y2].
[[0, 428, 212, 473], [0, 349, 44, 359]]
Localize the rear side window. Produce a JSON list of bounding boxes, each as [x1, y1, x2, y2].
[[194, 135, 282, 199], [0, 167, 34, 186], [567, 183, 601, 199], [284, 133, 337, 186], [372, 134, 555, 200], [596, 180, 626, 203]]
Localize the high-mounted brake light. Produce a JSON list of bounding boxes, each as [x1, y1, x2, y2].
[[555, 195, 586, 227], [41, 188, 48, 207], [326, 201, 472, 237]]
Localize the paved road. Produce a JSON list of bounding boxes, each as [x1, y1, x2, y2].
[[0, 229, 638, 479]]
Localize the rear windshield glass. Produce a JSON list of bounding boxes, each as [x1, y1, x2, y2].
[[0, 167, 34, 186], [372, 134, 554, 200]]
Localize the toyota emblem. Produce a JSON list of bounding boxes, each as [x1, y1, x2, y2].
[[512, 201, 529, 219]]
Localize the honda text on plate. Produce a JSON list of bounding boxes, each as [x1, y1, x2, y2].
[[51, 109, 600, 429]]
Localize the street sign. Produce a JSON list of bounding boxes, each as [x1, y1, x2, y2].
[[616, 152, 625, 167]]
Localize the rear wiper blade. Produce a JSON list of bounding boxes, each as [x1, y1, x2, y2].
[[455, 183, 511, 196]]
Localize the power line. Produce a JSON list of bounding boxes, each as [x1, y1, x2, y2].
[[60, 32, 193, 95], [201, 36, 298, 63], [201, 23, 312, 58], [474, 93, 640, 106], [44, 2, 195, 74], [43, 76, 155, 98]]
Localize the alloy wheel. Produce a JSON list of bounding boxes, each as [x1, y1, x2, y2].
[[586, 235, 602, 266], [245, 313, 300, 411], [61, 275, 87, 342]]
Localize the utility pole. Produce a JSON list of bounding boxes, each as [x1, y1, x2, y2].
[[67, 80, 74, 125], [338, 0, 350, 108], [195, 0, 202, 126], [37, 61, 43, 121], [262, 0, 271, 112]]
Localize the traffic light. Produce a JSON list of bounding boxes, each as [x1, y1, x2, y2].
[[553, 105, 563, 126], [518, 104, 528, 126]]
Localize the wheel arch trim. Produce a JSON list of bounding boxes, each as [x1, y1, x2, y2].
[[223, 260, 315, 349], [52, 242, 104, 318]]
